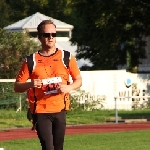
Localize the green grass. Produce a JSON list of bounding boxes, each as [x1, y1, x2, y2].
[[0, 110, 32, 129], [1, 130, 150, 150], [0, 109, 150, 129], [1, 109, 150, 149]]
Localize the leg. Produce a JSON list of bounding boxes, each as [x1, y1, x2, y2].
[[36, 113, 54, 150], [53, 110, 66, 150]]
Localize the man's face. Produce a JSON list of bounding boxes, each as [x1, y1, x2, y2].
[[39, 24, 56, 48]]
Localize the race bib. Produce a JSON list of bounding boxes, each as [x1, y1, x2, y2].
[[42, 77, 62, 95]]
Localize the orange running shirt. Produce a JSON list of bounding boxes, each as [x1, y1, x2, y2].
[[16, 49, 80, 113]]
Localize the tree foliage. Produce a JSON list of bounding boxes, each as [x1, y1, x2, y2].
[[4, 0, 69, 25], [0, 0, 13, 28], [0, 29, 40, 78], [69, 0, 150, 71], [2, 0, 150, 72]]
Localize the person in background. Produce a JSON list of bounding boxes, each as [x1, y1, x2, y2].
[[25, 91, 36, 131], [14, 20, 82, 150]]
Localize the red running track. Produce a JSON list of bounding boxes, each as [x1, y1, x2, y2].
[[0, 123, 150, 141]]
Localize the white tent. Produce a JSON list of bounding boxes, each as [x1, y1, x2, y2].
[[4, 12, 73, 32], [4, 12, 91, 68]]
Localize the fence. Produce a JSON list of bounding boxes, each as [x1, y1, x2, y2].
[[0, 80, 26, 111], [1, 69, 150, 111], [114, 95, 150, 123]]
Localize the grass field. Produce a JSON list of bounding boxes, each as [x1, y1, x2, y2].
[[0, 109, 150, 129], [1, 109, 150, 149], [1, 130, 150, 150]]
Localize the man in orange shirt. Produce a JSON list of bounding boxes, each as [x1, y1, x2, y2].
[[14, 20, 82, 150]]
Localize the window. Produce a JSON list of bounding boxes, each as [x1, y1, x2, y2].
[[56, 31, 69, 37]]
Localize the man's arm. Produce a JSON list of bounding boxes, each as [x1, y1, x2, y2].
[[60, 54, 82, 93], [14, 60, 42, 93], [14, 79, 42, 93], [60, 74, 82, 94], [70, 74, 82, 90], [14, 82, 32, 93]]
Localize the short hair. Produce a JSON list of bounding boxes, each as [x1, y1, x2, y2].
[[37, 20, 56, 34]]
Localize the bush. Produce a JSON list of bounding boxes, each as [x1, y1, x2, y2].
[[70, 89, 106, 111]]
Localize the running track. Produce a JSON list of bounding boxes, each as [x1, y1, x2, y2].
[[0, 123, 150, 141]]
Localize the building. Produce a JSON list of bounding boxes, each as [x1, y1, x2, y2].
[[6, 12, 149, 71], [4, 12, 91, 67]]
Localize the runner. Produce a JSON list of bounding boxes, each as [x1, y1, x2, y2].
[[14, 19, 82, 150]]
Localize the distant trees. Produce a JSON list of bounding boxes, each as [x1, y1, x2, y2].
[[4, 0, 68, 26], [1, 0, 150, 72], [0, 29, 40, 78], [69, 0, 150, 72], [0, 0, 13, 28]]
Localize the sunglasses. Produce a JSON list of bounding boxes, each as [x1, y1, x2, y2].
[[41, 33, 57, 38]]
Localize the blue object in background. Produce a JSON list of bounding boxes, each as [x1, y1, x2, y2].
[[125, 78, 132, 88]]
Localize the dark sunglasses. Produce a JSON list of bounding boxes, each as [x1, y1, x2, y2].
[[41, 33, 57, 38]]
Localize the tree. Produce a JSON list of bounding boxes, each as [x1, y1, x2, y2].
[[0, 0, 13, 28], [0, 29, 40, 78], [5, 0, 68, 24], [69, 0, 150, 72]]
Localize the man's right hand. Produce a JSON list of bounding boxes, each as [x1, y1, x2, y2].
[[32, 79, 42, 88]]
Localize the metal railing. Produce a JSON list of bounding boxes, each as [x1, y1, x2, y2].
[[114, 96, 150, 123]]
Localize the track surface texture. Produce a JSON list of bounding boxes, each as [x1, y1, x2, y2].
[[0, 122, 150, 141]]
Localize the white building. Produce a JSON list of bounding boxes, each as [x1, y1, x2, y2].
[[4, 12, 91, 68], [4, 12, 150, 71]]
